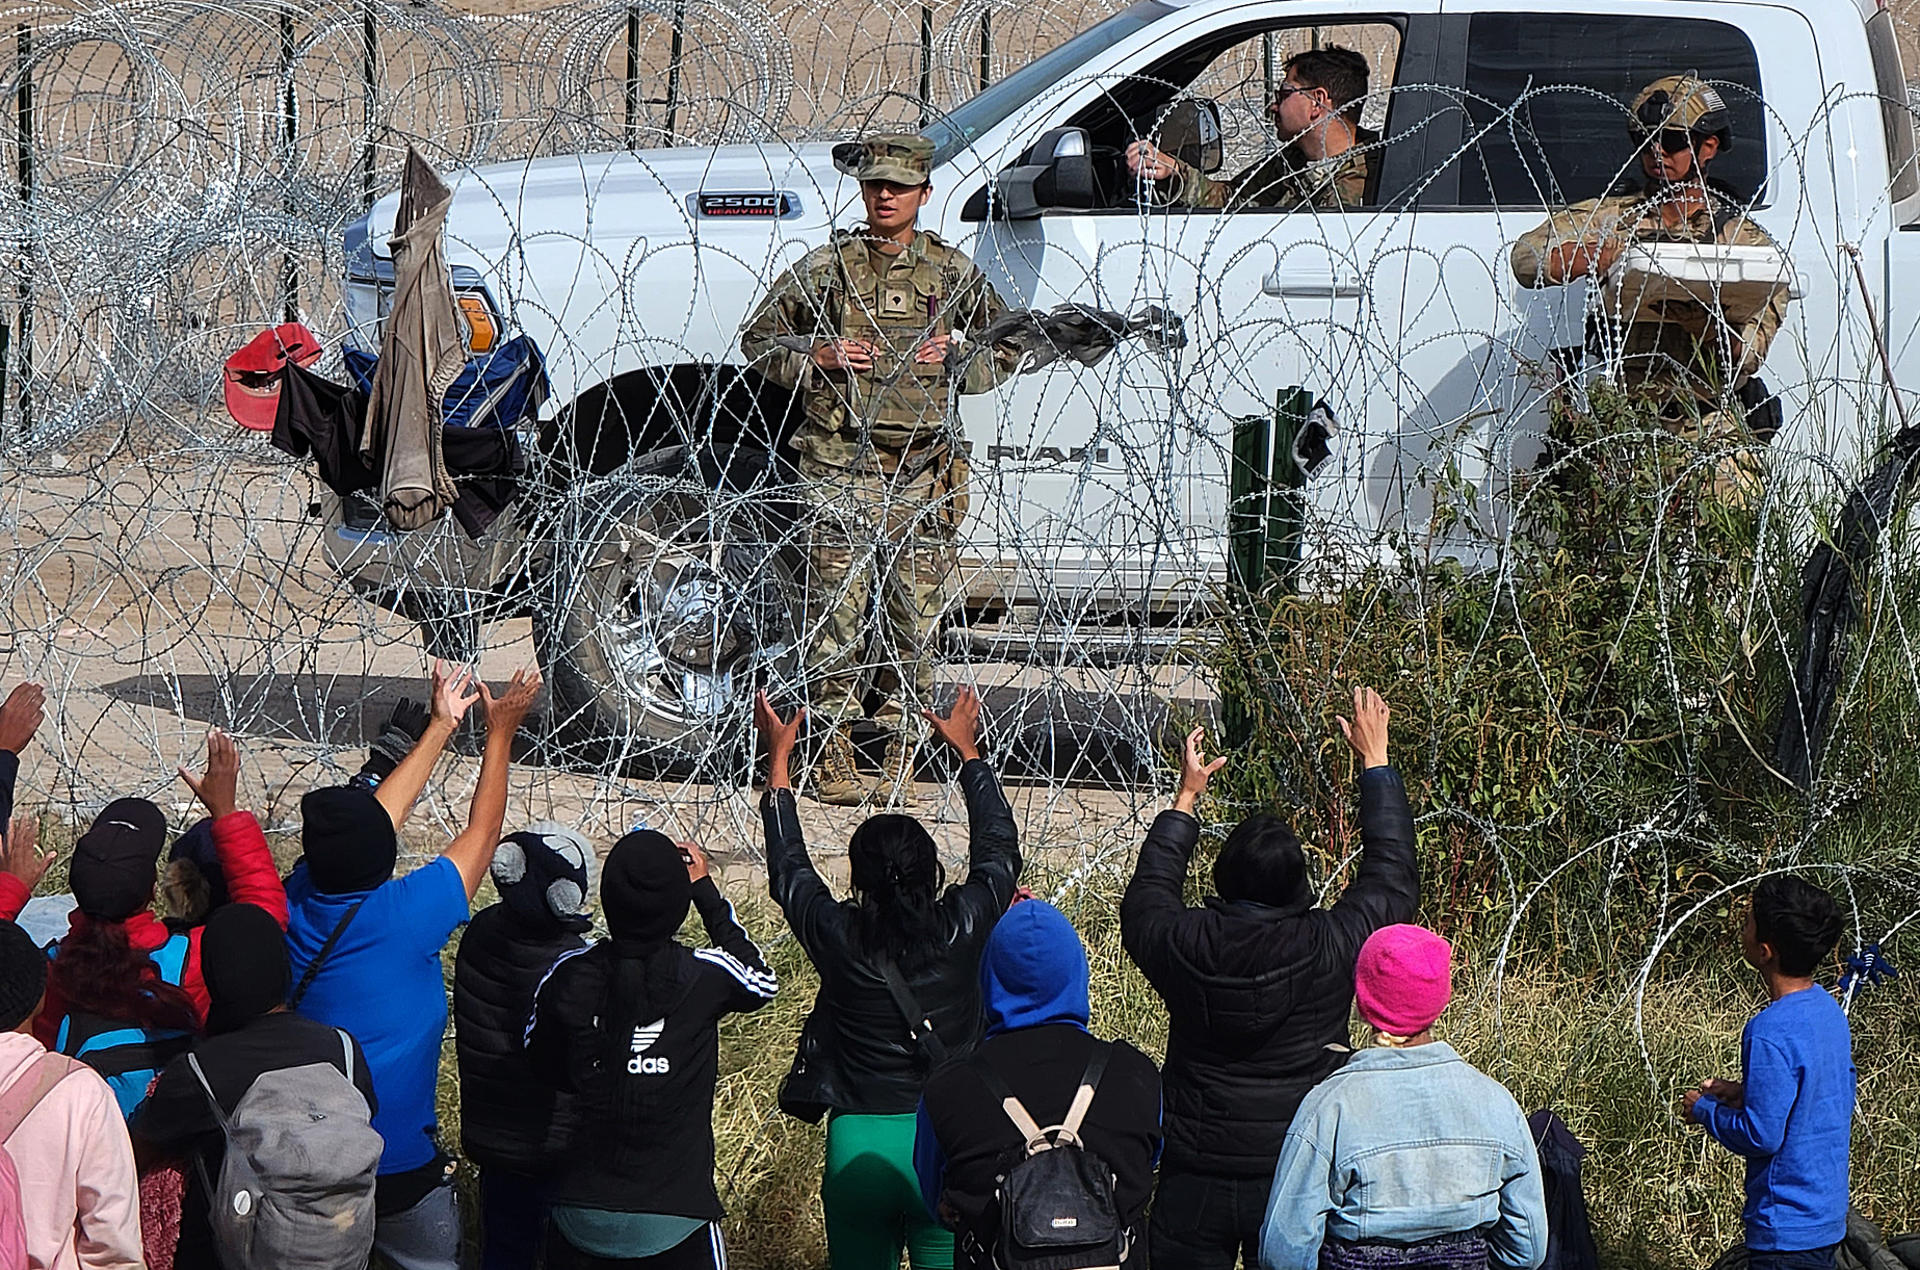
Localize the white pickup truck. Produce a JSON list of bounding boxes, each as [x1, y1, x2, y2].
[[331, 0, 1920, 765]]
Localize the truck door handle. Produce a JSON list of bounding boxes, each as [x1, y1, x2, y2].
[[1262, 268, 1365, 299]]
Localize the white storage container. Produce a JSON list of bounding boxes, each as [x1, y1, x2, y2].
[[1604, 242, 1802, 327]]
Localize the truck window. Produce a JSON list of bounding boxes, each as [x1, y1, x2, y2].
[[1454, 13, 1764, 208], [1866, 8, 1920, 208], [1055, 16, 1408, 212]]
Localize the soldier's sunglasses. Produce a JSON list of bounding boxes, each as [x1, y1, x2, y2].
[[1633, 127, 1701, 153]]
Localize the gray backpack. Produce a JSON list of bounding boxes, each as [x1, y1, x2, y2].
[[188, 1030, 382, 1270]]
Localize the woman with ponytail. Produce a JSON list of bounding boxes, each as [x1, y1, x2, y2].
[[755, 686, 1022, 1270]]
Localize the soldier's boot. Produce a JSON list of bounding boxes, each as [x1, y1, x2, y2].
[[878, 731, 920, 808], [808, 725, 871, 807]]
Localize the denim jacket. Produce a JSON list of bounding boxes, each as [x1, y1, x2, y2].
[[1257, 1042, 1548, 1270]]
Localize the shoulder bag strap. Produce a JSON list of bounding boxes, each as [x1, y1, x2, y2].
[[337, 1029, 355, 1084], [1059, 1043, 1110, 1140], [0, 1052, 81, 1142], [878, 957, 951, 1065], [288, 899, 368, 1011], [972, 1057, 1047, 1147]]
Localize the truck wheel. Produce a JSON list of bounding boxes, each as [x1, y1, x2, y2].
[[536, 448, 804, 774]]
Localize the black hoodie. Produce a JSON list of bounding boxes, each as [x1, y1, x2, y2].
[[1119, 765, 1418, 1177], [525, 877, 777, 1217]]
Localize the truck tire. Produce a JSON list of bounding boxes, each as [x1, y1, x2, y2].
[[535, 446, 804, 774]]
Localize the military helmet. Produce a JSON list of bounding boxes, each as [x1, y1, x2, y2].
[[831, 133, 935, 186], [1630, 75, 1734, 150]]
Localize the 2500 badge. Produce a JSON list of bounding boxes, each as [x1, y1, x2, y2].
[[691, 191, 800, 218]]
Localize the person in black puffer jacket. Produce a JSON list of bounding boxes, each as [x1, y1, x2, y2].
[[1121, 685, 1418, 1270], [755, 685, 1021, 1270], [453, 821, 595, 1270], [526, 829, 778, 1268]]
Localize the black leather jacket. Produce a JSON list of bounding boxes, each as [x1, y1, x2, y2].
[[1119, 764, 1419, 1177], [764, 759, 1021, 1115]]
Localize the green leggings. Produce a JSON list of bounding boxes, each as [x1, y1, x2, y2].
[[822, 1112, 954, 1270]]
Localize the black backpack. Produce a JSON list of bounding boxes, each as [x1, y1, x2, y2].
[[977, 1045, 1125, 1270]]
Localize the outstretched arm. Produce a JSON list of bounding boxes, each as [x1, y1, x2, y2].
[[925, 687, 1020, 909], [1328, 687, 1419, 939], [1120, 726, 1221, 990], [755, 693, 844, 956], [442, 668, 541, 900], [0, 817, 53, 921], [375, 661, 480, 829], [180, 730, 288, 928], [685, 842, 779, 1013]]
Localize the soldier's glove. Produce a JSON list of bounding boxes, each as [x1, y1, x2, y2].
[[350, 696, 432, 790]]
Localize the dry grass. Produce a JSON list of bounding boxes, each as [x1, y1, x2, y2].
[[411, 857, 1920, 1270]]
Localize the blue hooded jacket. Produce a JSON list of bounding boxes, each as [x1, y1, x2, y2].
[[916, 900, 1105, 1216], [980, 900, 1090, 1036]]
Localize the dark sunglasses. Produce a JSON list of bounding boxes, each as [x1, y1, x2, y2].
[[1633, 128, 1702, 154], [1269, 84, 1321, 108]]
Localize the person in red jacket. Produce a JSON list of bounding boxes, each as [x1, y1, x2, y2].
[[0, 728, 289, 1035]]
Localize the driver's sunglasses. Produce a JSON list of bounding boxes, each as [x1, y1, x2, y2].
[[1633, 127, 1700, 154], [1268, 84, 1318, 111]]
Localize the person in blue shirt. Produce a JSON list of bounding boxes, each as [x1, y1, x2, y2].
[[285, 660, 542, 1270], [1685, 876, 1856, 1270]]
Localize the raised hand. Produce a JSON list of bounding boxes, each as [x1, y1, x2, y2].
[[754, 692, 805, 789], [0, 683, 46, 755], [178, 728, 240, 819], [479, 667, 543, 735], [679, 840, 711, 882], [1173, 726, 1227, 815], [1336, 686, 1390, 770], [429, 660, 483, 729], [922, 685, 983, 761], [1, 817, 54, 893]]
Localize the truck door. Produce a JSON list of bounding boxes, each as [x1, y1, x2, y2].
[[957, 5, 1440, 610], [1403, 0, 1839, 548]]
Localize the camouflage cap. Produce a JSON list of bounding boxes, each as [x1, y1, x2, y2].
[[847, 133, 934, 186], [1630, 75, 1734, 145]]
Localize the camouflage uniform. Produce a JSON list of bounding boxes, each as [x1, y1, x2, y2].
[[1509, 77, 1792, 495], [1167, 135, 1374, 211], [738, 135, 1017, 735]]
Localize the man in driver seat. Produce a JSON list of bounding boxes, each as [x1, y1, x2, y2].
[[739, 133, 1018, 806], [1126, 45, 1374, 211]]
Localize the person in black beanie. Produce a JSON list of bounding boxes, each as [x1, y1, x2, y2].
[[527, 830, 778, 1268], [135, 902, 381, 1266], [454, 821, 595, 1270], [1120, 686, 1420, 1270], [283, 660, 543, 1270]]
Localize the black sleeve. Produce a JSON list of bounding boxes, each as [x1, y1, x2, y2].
[[1118, 810, 1201, 999], [130, 1055, 216, 1155], [763, 787, 847, 962], [951, 759, 1021, 919], [690, 876, 779, 1015], [525, 951, 601, 1095], [1326, 766, 1421, 955], [0, 749, 16, 833]]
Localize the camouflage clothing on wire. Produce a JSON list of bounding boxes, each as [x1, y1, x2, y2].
[[1167, 135, 1374, 211]]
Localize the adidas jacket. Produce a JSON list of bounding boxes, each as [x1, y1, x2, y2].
[[525, 876, 777, 1219]]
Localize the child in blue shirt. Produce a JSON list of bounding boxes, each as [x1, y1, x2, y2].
[[1685, 876, 1855, 1270]]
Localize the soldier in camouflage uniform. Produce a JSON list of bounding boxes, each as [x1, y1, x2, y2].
[[739, 133, 1018, 805], [1510, 76, 1792, 496], [1126, 45, 1374, 211]]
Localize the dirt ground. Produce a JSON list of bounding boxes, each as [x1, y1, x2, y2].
[[0, 438, 1212, 882]]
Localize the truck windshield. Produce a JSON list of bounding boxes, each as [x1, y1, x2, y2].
[[925, 0, 1175, 164]]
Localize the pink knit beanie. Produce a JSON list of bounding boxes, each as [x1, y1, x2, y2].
[[1354, 924, 1453, 1035]]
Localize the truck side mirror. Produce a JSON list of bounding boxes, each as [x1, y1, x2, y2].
[[1154, 99, 1224, 174], [964, 127, 1096, 221], [830, 141, 864, 176]]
